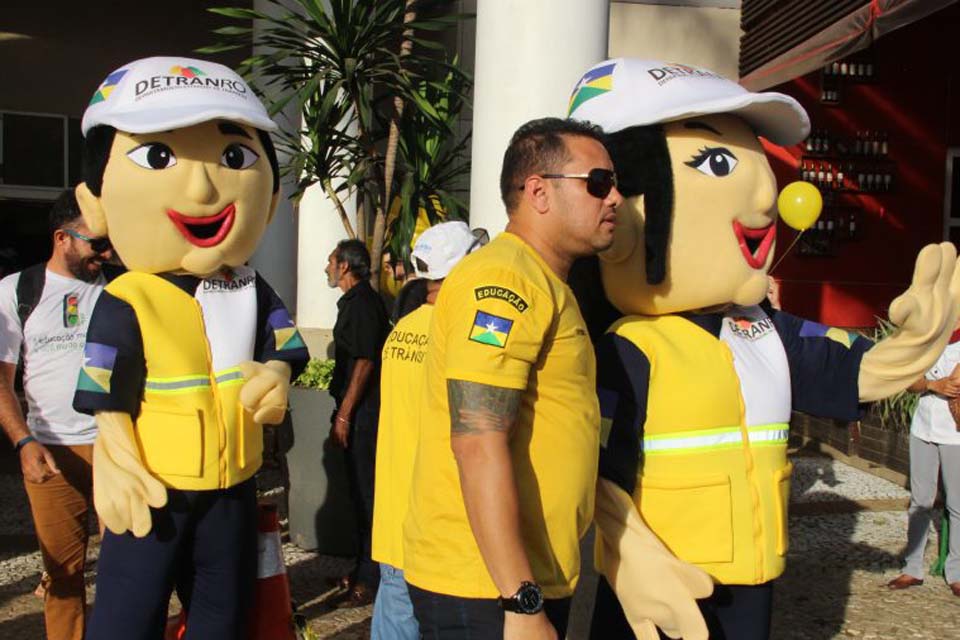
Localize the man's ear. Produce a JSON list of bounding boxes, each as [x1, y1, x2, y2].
[[521, 176, 550, 214], [265, 191, 280, 225], [75, 183, 109, 236]]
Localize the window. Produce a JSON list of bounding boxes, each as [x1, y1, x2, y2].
[[0, 111, 82, 195]]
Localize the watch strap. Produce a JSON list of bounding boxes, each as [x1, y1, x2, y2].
[[497, 581, 544, 615]]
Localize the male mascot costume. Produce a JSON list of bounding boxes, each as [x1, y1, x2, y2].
[[567, 59, 960, 640], [72, 57, 309, 639]]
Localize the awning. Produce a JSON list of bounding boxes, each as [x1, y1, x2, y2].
[[740, 0, 958, 91]]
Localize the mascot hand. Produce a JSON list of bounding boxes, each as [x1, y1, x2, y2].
[[93, 411, 167, 537], [595, 478, 713, 640], [859, 242, 960, 401], [239, 360, 291, 425]]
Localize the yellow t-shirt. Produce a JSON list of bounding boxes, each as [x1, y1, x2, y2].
[[402, 232, 599, 599], [372, 303, 433, 569]]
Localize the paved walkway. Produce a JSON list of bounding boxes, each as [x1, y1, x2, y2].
[[2, 452, 959, 639]]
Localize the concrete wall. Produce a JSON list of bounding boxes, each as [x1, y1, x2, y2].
[[609, 2, 742, 79]]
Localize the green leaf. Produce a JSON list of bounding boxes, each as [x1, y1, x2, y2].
[[208, 7, 264, 20], [213, 25, 253, 36], [195, 43, 245, 54], [294, 358, 336, 390]]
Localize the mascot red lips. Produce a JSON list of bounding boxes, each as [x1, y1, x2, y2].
[[167, 204, 236, 247], [732, 220, 776, 269]]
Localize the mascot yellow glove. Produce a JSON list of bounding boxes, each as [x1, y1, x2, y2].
[[859, 242, 960, 401], [239, 360, 291, 425], [595, 478, 714, 640], [93, 411, 168, 537]]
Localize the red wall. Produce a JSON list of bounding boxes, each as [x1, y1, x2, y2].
[[765, 4, 960, 328]]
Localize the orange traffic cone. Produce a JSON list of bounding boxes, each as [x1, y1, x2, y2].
[[248, 502, 296, 640], [164, 610, 186, 640]]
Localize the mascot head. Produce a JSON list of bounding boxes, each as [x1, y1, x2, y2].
[[568, 59, 809, 319], [76, 57, 281, 277]]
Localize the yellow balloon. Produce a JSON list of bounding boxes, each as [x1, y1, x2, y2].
[[777, 181, 823, 231]]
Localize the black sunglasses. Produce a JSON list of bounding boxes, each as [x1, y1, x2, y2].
[[526, 168, 618, 199], [64, 228, 112, 253]]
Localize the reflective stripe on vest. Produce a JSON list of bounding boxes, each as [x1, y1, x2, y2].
[[145, 367, 244, 394], [643, 423, 789, 455]]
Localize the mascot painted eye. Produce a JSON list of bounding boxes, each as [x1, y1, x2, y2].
[[221, 143, 259, 170], [127, 143, 177, 170], [685, 146, 738, 177]]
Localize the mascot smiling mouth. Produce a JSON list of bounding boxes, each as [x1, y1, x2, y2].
[[732, 220, 776, 269], [167, 204, 236, 248]]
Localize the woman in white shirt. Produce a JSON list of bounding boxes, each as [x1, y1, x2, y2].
[[888, 326, 960, 596]]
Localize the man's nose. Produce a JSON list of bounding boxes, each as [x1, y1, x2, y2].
[[607, 185, 624, 209]]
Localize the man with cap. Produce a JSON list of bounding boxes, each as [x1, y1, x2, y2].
[[370, 220, 485, 639], [566, 58, 960, 640], [71, 56, 309, 639], [402, 117, 622, 639]]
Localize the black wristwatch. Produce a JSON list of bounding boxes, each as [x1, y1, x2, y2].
[[498, 581, 544, 614]]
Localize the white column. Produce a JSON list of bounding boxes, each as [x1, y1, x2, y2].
[[468, 0, 610, 235], [295, 181, 356, 334]]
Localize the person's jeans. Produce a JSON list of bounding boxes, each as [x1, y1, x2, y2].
[[343, 400, 380, 588], [904, 435, 960, 582], [408, 583, 571, 639], [371, 564, 418, 640], [23, 444, 94, 640]]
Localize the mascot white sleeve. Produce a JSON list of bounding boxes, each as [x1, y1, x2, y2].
[[567, 58, 960, 640], [72, 57, 310, 639]]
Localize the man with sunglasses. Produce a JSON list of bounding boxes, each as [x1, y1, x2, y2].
[[0, 187, 111, 640], [402, 117, 622, 639]]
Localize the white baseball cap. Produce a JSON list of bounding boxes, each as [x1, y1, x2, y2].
[[81, 56, 277, 136], [411, 221, 487, 280], [568, 58, 809, 146]]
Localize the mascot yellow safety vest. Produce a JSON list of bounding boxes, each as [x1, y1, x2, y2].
[[610, 307, 792, 585], [106, 271, 262, 491]]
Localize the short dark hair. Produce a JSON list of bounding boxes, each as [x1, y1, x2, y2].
[[334, 239, 371, 280], [606, 124, 674, 285], [82, 124, 281, 197], [499, 117, 607, 212], [48, 188, 83, 236]]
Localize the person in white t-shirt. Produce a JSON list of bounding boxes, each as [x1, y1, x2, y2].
[[888, 321, 960, 597], [0, 188, 112, 640]]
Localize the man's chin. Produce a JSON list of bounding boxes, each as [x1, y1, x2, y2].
[[593, 235, 617, 254], [70, 261, 102, 283]]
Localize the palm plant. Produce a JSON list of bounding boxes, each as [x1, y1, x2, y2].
[[387, 61, 472, 267], [201, 0, 472, 288]]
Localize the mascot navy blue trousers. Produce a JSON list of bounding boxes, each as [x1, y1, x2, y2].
[[86, 478, 257, 640], [591, 576, 774, 640]]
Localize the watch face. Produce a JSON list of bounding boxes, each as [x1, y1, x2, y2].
[[518, 584, 544, 613]]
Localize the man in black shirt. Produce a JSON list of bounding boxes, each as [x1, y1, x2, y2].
[[325, 239, 390, 606]]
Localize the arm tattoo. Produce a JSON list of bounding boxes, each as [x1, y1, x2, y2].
[[447, 379, 521, 436]]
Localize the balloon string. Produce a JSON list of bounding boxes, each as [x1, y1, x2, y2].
[[769, 230, 804, 274]]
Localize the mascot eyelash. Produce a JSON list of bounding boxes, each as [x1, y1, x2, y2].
[[684, 146, 737, 168]]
